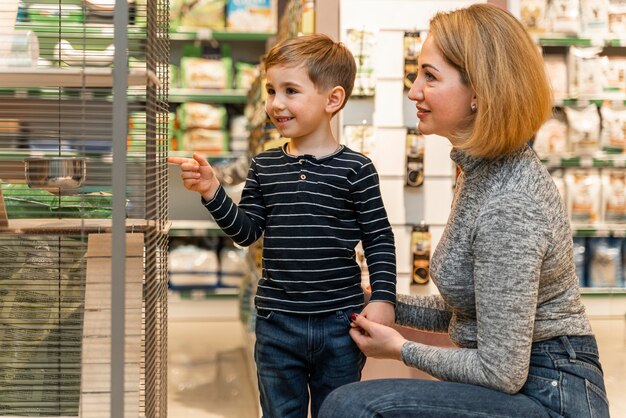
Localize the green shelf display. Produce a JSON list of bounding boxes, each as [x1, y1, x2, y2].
[[170, 30, 274, 42], [168, 88, 248, 103]]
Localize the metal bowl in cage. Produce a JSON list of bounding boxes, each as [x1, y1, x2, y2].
[[24, 157, 86, 194]]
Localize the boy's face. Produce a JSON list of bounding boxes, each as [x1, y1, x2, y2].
[[265, 65, 333, 141]]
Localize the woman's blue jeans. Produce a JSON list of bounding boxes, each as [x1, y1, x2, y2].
[[318, 335, 609, 418], [255, 308, 365, 418]]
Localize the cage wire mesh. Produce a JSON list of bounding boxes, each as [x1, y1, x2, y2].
[[0, 0, 169, 416]]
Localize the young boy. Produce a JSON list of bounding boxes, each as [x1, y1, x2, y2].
[[169, 33, 396, 418]]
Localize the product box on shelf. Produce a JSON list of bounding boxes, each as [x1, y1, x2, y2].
[[226, 0, 277, 33]]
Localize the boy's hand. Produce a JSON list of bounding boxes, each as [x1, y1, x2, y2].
[[168, 153, 221, 201], [359, 301, 395, 327]]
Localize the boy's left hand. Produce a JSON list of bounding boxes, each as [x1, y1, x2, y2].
[[358, 301, 395, 327]]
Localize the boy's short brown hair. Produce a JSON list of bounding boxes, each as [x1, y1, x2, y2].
[[264, 34, 356, 111]]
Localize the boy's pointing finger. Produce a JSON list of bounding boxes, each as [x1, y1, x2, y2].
[[193, 153, 210, 166]]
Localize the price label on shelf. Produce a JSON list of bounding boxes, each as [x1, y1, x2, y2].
[[580, 155, 593, 168], [196, 29, 213, 40]]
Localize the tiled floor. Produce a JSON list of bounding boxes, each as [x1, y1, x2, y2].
[[168, 298, 626, 418]]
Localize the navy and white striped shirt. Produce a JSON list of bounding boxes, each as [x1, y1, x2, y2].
[[203, 144, 396, 314]]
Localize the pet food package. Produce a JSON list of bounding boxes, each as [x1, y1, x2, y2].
[[343, 124, 375, 156], [565, 168, 602, 224], [602, 169, 626, 223], [608, 0, 626, 34], [605, 56, 626, 96], [580, 0, 610, 35], [568, 47, 608, 99], [177, 102, 227, 130], [600, 103, 626, 151], [235, 61, 260, 90], [170, 0, 226, 31], [182, 128, 228, 153], [564, 104, 601, 154], [588, 237, 622, 287], [226, 0, 276, 33], [573, 237, 587, 287], [169, 244, 219, 286], [180, 57, 233, 89], [547, 0, 581, 34], [345, 29, 376, 96], [533, 116, 568, 157], [544, 54, 569, 101], [520, 0, 548, 33]]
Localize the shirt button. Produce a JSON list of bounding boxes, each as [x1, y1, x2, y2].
[[300, 174, 306, 180], [299, 159, 304, 164], [551, 381, 558, 387]]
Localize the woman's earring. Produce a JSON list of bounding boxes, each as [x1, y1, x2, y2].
[[471, 103, 477, 113]]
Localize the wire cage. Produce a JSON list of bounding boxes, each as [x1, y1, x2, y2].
[[0, 0, 169, 416]]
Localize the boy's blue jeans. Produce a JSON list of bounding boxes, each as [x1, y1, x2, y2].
[[318, 335, 609, 418], [254, 308, 365, 418]]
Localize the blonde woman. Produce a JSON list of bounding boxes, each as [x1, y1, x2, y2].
[[320, 4, 609, 418]]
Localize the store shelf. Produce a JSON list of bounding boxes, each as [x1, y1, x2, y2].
[[537, 36, 626, 47], [170, 29, 274, 42], [0, 217, 163, 234], [168, 88, 248, 103], [16, 23, 146, 39], [581, 288, 626, 296], [0, 67, 159, 88], [541, 153, 626, 169], [572, 224, 626, 237], [169, 219, 223, 236]]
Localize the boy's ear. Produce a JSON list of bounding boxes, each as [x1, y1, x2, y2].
[[325, 86, 346, 114]]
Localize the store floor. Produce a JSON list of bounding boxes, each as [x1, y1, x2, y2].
[[168, 297, 626, 418]]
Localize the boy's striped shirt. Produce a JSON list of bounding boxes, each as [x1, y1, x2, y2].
[[203, 144, 396, 314]]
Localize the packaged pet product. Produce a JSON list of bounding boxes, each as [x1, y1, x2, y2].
[[235, 61, 260, 90], [219, 244, 247, 287], [168, 244, 219, 286], [564, 104, 601, 154], [565, 168, 601, 224], [533, 116, 568, 157], [520, 0, 548, 33], [573, 237, 587, 287], [226, 0, 276, 33], [182, 128, 228, 153], [600, 103, 626, 151], [543, 54, 569, 101], [547, 0, 581, 34], [601, 169, 626, 223], [343, 124, 375, 156], [568, 47, 608, 99], [170, 0, 226, 31], [608, 0, 626, 34], [605, 56, 626, 95], [177, 102, 227, 130], [588, 237, 622, 287], [345, 29, 376, 96], [580, 0, 610, 34], [180, 57, 232, 89]]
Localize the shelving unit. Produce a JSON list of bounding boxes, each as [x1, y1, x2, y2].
[[167, 22, 274, 297], [0, 1, 170, 416], [520, 13, 626, 308]]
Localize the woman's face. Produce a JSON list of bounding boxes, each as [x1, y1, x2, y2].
[[407, 36, 475, 141]]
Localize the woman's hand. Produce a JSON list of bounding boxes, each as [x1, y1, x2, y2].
[[168, 153, 220, 201], [349, 314, 406, 361]]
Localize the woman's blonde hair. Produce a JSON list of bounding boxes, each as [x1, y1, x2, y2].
[[429, 4, 553, 158], [263, 34, 356, 113]]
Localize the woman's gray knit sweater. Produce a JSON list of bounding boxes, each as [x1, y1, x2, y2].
[[397, 145, 592, 394]]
